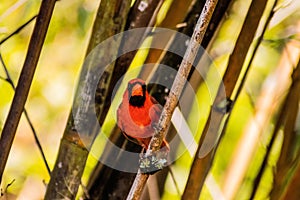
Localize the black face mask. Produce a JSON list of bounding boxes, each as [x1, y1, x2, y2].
[[128, 83, 146, 107], [129, 95, 146, 107]]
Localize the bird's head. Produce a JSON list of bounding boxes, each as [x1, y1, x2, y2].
[[127, 78, 146, 107]]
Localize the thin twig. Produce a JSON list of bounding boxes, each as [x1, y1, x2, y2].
[[0, 76, 7, 82], [0, 15, 37, 45], [0, 54, 15, 88], [0, 0, 57, 184], [0, 52, 51, 175], [127, 0, 218, 199]]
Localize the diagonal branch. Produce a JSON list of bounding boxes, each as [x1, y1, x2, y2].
[[0, 52, 51, 175], [0, 0, 57, 184], [127, 0, 219, 199], [0, 15, 37, 45]]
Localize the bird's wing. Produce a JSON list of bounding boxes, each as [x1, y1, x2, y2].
[[149, 96, 163, 124]]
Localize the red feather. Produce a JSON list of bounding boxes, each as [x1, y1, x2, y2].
[[117, 78, 169, 150]]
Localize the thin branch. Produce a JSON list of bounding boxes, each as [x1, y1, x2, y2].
[[140, 1, 233, 198], [127, 0, 219, 199], [0, 76, 7, 82], [0, 15, 37, 45], [0, 54, 15, 88], [0, 0, 57, 184], [0, 52, 51, 175]]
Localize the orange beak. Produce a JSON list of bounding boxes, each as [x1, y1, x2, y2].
[[131, 84, 144, 96]]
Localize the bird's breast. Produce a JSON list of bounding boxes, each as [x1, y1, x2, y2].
[[129, 106, 152, 126]]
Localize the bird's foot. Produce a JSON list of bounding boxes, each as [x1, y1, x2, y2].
[[139, 151, 168, 174]]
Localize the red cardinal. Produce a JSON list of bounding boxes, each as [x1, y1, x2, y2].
[[117, 78, 169, 150]]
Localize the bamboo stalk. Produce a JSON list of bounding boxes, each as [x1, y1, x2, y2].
[[269, 42, 300, 200], [250, 50, 300, 200], [223, 32, 300, 200], [182, 0, 268, 199], [283, 153, 300, 199], [44, 0, 132, 199]]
